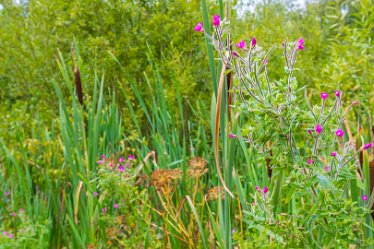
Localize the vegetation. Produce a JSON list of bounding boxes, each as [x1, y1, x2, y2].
[[0, 0, 373, 248]]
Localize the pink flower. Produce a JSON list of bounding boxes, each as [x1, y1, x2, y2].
[[102, 207, 107, 214], [93, 192, 98, 197], [331, 152, 337, 157], [119, 157, 124, 163], [307, 129, 312, 135], [251, 37, 257, 47], [315, 124, 322, 134], [336, 129, 344, 137], [362, 195, 368, 202], [335, 90, 341, 98], [128, 155, 134, 161], [19, 208, 24, 214], [109, 163, 114, 167], [236, 40, 246, 49], [263, 186, 268, 194], [307, 159, 314, 165], [3, 231, 8, 236], [363, 143, 373, 150], [297, 38, 304, 50], [119, 165, 124, 172], [97, 160, 103, 165], [10, 212, 15, 217], [8, 233, 13, 239], [229, 133, 236, 139], [113, 203, 119, 209], [212, 15, 220, 26], [262, 58, 268, 65], [194, 22, 203, 32], [320, 92, 328, 100], [324, 166, 329, 172], [101, 155, 105, 159], [255, 186, 260, 191]]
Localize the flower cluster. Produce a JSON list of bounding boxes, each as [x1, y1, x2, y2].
[[97, 154, 135, 172]]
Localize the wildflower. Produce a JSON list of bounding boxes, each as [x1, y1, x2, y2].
[[10, 212, 15, 217], [331, 151, 337, 157], [251, 37, 257, 47], [315, 124, 322, 134], [194, 22, 203, 32], [324, 166, 329, 172], [128, 155, 134, 161], [307, 159, 314, 165], [212, 15, 220, 26], [102, 207, 107, 214], [362, 195, 368, 202], [158, 233, 162, 239], [119, 157, 124, 163], [119, 165, 124, 172], [19, 208, 24, 213], [3, 231, 7, 236], [320, 92, 328, 100], [93, 192, 98, 197], [101, 155, 105, 159], [363, 143, 373, 150], [263, 186, 269, 194], [297, 38, 304, 50], [307, 129, 312, 135], [262, 58, 268, 65], [8, 233, 13, 239], [97, 160, 103, 165], [113, 203, 119, 209], [232, 51, 239, 57], [229, 133, 236, 139], [336, 129, 344, 137], [255, 186, 260, 191], [236, 40, 246, 49], [109, 163, 114, 167], [4, 191, 9, 197], [335, 90, 341, 98]]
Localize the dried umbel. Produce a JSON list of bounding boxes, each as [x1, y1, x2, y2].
[[205, 186, 224, 201], [187, 157, 208, 178], [151, 169, 182, 193]]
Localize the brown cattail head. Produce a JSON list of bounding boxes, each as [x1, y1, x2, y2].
[[71, 45, 83, 105]]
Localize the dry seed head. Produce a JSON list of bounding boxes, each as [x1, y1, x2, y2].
[[205, 186, 224, 201], [151, 169, 182, 191], [188, 157, 208, 178]]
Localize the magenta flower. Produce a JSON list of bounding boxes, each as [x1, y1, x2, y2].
[[212, 15, 220, 26], [335, 90, 341, 98], [331, 151, 337, 157], [255, 186, 260, 191], [307, 129, 312, 135], [10, 212, 15, 217], [251, 37, 257, 47], [128, 155, 134, 161], [119, 157, 124, 163], [307, 159, 314, 165], [324, 166, 329, 172], [101, 155, 105, 159], [297, 38, 304, 50], [336, 129, 344, 137], [8, 233, 13, 239], [229, 133, 236, 139], [119, 165, 124, 172], [263, 186, 269, 194], [194, 22, 203, 32], [4, 191, 9, 197], [232, 51, 239, 57], [113, 203, 119, 209], [236, 40, 246, 49], [362, 195, 368, 202], [109, 163, 114, 167], [363, 143, 373, 150], [320, 92, 328, 100], [315, 124, 322, 134], [93, 192, 98, 197], [102, 207, 107, 214], [97, 160, 103, 165]]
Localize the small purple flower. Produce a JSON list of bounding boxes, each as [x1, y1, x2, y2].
[[232, 51, 239, 57], [93, 192, 98, 197], [262, 58, 268, 65], [119, 165, 124, 172], [10, 212, 15, 217], [307, 159, 314, 165], [229, 133, 236, 139], [8, 233, 13, 239], [255, 186, 260, 191], [320, 92, 328, 100], [251, 37, 256, 47], [97, 160, 103, 165], [119, 157, 124, 163], [102, 207, 107, 214], [3, 231, 8, 236], [263, 186, 269, 194], [324, 166, 329, 172], [335, 90, 341, 98], [194, 22, 203, 32], [297, 38, 304, 50], [101, 155, 105, 159], [212, 15, 220, 26], [4, 191, 10, 197], [315, 124, 322, 134], [236, 40, 246, 49], [128, 155, 134, 161], [363, 143, 373, 150], [331, 151, 337, 157], [362, 195, 368, 202], [158, 233, 162, 240], [113, 203, 119, 209], [307, 129, 312, 135], [336, 129, 344, 137]]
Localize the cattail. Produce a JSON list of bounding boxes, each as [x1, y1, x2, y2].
[[71, 45, 83, 105]]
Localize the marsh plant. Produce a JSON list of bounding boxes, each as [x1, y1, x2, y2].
[[195, 14, 373, 247]]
